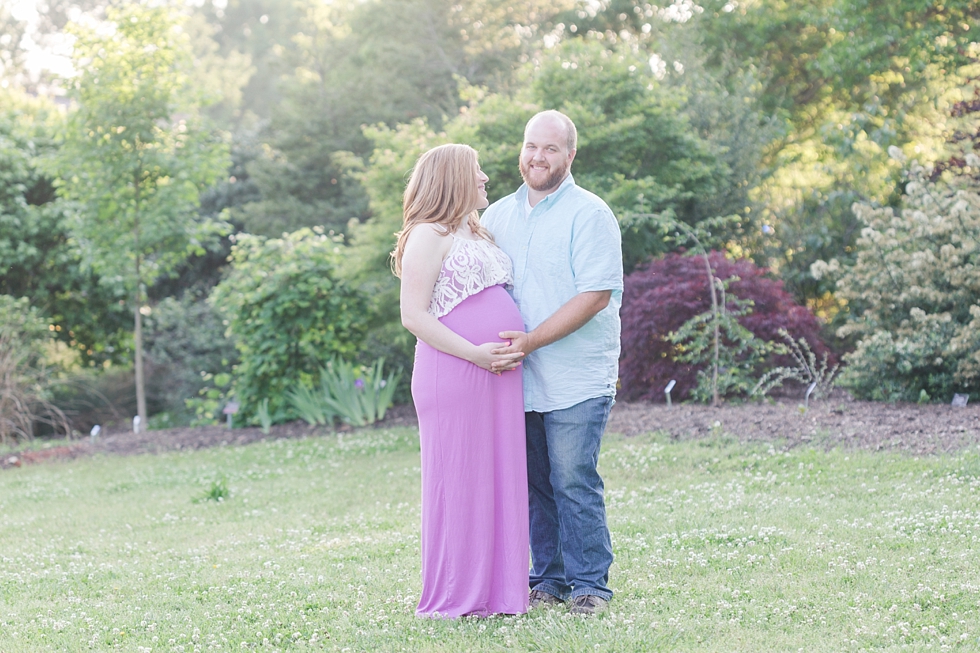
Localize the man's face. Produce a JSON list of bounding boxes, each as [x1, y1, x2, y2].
[[519, 117, 575, 193]]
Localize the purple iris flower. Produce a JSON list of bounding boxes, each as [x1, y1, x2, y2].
[[354, 379, 365, 389]]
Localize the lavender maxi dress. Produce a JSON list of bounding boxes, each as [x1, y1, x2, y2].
[[412, 234, 529, 618]]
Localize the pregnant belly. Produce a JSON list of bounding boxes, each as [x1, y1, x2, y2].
[[438, 285, 524, 344]]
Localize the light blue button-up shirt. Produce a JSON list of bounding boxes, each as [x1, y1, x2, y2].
[[481, 175, 623, 412]]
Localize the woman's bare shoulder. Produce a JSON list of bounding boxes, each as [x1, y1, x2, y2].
[[413, 222, 451, 237], [404, 222, 453, 257]]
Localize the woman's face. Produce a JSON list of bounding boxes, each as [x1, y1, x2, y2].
[[475, 164, 489, 210]]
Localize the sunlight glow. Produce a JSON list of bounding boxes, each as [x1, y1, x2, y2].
[[9, 0, 75, 81]]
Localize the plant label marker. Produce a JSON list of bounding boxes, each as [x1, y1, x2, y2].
[[805, 381, 817, 409], [952, 393, 969, 407], [665, 379, 676, 406], [223, 401, 240, 428], [90, 425, 101, 440], [132, 415, 140, 433]]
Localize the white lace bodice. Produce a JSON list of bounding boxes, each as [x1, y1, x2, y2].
[[428, 234, 514, 317]]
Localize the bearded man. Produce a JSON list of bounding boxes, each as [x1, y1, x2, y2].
[[481, 109, 623, 616]]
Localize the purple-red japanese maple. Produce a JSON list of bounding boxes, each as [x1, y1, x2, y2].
[[619, 251, 833, 402]]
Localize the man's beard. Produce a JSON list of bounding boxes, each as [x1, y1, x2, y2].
[[520, 157, 569, 192]]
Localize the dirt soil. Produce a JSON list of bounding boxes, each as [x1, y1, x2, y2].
[[4, 396, 980, 470], [607, 394, 980, 455]]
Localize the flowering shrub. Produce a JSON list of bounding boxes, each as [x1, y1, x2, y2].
[[619, 251, 830, 402], [813, 164, 980, 401]]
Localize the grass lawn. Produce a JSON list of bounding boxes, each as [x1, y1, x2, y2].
[[1, 425, 979, 651]]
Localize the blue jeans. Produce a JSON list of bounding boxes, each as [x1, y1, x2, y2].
[[526, 396, 614, 602]]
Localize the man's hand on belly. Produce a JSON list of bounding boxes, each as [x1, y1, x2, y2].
[[491, 332, 530, 373]]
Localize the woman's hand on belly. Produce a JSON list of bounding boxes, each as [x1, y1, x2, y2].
[[471, 341, 524, 374]]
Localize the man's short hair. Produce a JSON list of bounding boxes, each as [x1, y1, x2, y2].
[[526, 110, 577, 152]]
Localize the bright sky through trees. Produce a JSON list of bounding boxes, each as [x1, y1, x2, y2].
[[6, 0, 74, 79]]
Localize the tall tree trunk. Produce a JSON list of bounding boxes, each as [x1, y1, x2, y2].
[[134, 288, 147, 430], [703, 256, 720, 408], [133, 165, 147, 431], [673, 219, 721, 407]]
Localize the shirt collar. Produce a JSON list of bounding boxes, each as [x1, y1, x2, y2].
[[516, 173, 576, 208]]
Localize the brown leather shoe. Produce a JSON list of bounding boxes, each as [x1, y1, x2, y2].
[[529, 589, 564, 608], [569, 594, 608, 615]]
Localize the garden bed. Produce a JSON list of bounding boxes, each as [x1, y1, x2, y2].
[[3, 396, 979, 470], [607, 393, 980, 455]]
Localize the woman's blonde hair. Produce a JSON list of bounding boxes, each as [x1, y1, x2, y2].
[[391, 143, 491, 277]]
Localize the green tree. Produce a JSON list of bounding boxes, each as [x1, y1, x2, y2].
[[147, 129, 264, 302], [0, 3, 27, 85], [193, 0, 307, 125], [557, 0, 979, 322], [345, 39, 743, 372], [686, 0, 980, 314], [343, 120, 449, 381], [181, 9, 255, 128], [210, 228, 369, 423], [235, 0, 470, 237], [351, 40, 732, 272], [236, 0, 576, 238], [526, 40, 736, 269], [0, 88, 131, 368], [57, 4, 230, 428], [231, 1, 368, 237]]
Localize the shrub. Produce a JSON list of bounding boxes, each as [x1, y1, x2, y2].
[[182, 371, 233, 427], [60, 294, 242, 430], [210, 228, 369, 423], [143, 294, 238, 426], [619, 251, 831, 402], [47, 369, 135, 435], [813, 164, 980, 402], [0, 295, 69, 442]]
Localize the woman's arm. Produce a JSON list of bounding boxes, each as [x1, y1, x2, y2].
[[400, 225, 524, 373]]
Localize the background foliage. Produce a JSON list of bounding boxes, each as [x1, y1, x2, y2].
[[814, 164, 980, 402], [143, 294, 239, 427], [57, 5, 230, 293], [2, 0, 979, 428], [0, 295, 67, 442], [210, 228, 369, 423], [55, 4, 231, 425], [0, 90, 132, 367], [620, 252, 831, 403]]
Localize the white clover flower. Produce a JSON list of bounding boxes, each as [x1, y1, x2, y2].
[[888, 145, 907, 162]]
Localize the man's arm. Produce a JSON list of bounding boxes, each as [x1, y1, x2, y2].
[[491, 290, 611, 371]]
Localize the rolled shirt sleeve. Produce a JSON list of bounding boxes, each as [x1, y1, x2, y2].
[[571, 204, 624, 295]]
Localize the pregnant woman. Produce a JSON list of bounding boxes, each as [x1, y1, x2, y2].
[[393, 143, 529, 618]]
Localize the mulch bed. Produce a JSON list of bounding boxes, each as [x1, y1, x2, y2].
[[0, 404, 419, 470], [3, 397, 980, 470], [606, 396, 980, 455]]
